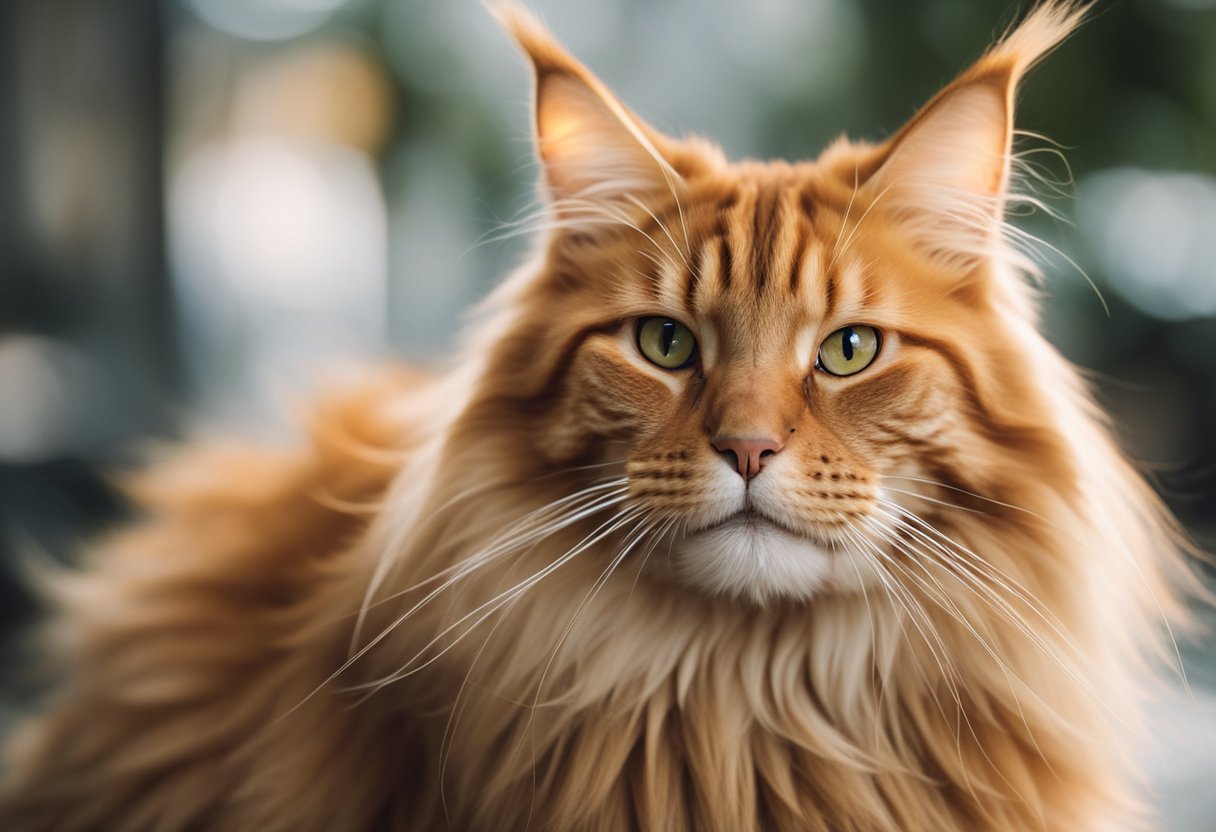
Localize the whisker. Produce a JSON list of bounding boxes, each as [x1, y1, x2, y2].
[[439, 588, 518, 826], [828, 164, 861, 264], [870, 503, 1130, 735], [866, 517, 1117, 807], [876, 520, 1069, 789], [353, 508, 645, 694], [843, 530, 967, 720], [840, 544, 890, 752], [847, 526, 1058, 817], [877, 501, 1100, 672], [620, 515, 678, 613], [351, 468, 583, 652], [875, 505, 1087, 663], [623, 194, 691, 270], [825, 179, 897, 275], [361, 480, 630, 617], [278, 484, 629, 724], [531, 513, 656, 708], [842, 529, 991, 807], [527, 459, 629, 482], [881, 475, 1048, 519], [880, 486, 986, 515], [522, 511, 657, 827]]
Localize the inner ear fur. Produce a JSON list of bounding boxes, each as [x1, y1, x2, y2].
[[858, 1, 1089, 265], [493, 3, 682, 211]]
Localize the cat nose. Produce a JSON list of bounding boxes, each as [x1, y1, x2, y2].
[[713, 436, 784, 481]]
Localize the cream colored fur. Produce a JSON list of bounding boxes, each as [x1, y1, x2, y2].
[[0, 3, 1198, 830]]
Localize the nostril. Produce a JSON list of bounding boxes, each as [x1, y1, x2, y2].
[[721, 449, 740, 473], [712, 436, 785, 481]]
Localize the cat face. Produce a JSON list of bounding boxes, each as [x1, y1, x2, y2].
[[491, 7, 1077, 604]]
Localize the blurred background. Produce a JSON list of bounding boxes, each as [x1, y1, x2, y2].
[[1, 0, 1214, 824]]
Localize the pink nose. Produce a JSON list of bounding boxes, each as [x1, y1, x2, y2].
[[713, 436, 784, 481]]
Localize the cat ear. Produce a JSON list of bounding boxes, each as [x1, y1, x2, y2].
[[494, 4, 679, 211], [862, 2, 1088, 267]]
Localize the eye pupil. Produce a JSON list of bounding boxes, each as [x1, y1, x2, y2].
[[637, 317, 697, 369], [816, 324, 880, 377]]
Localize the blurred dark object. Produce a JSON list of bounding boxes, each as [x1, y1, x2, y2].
[[0, 0, 174, 685], [0, 0, 1213, 762], [0, 0, 1214, 822]]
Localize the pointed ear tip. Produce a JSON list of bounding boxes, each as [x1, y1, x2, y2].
[[946, 1, 1090, 102], [488, 1, 574, 74], [955, 59, 1019, 102], [989, 0, 1091, 74]]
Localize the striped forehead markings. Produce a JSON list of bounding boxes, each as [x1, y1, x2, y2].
[[650, 183, 827, 312], [824, 266, 838, 318], [788, 230, 809, 294], [750, 185, 782, 295], [715, 199, 736, 291]]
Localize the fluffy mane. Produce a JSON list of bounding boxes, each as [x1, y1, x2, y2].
[[0, 3, 1199, 831]]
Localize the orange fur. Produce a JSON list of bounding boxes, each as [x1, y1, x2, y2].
[[0, 3, 1198, 830]]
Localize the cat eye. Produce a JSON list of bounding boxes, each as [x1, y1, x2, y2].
[[817, 325, 881, 376], [636, 317, 697, 369]]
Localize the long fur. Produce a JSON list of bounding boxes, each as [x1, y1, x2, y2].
[[0, 3, 1199, 830]]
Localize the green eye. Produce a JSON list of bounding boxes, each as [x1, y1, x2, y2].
[[637, 317, 697, 369], [817, 325, 881, 376]]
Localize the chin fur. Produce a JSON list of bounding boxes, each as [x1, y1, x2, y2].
[[674, 516, 834, 603], [0, 5, 1202, 832]]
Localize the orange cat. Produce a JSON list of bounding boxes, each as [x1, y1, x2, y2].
[[0, 2, 1198, 829]]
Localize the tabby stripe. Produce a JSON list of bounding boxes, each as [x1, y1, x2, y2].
[[629, 469, 692, 480], [682, 251, 701, 312], [751, 187, 781, 295], [635, 193, 683, 238], [629, 487, 696, 498], [871, 423, 937, 450], [861, 272, 881, 307], [528, 321, 625, 405], [636, 202, 664, 238], [750, 192, 764, 292], [788, 225, 808, 294], [717, 231, 733, 290], [593, 408, 636, 423], [898, 332, 978, 394], [824, 267, 838, 318], [715, 193, 737, 289], [585, 395, 637, 421], [799, 189, 815, 221], [897, 330, 1030, 441]]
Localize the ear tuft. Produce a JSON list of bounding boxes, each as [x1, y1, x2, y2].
[[862, 1, 1090, 266], [986, 0, 1092, 78], [491, 2, 679, 215], [488, 2, 582, 78]]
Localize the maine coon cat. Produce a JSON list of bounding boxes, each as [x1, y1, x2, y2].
[[0, 2, 1198, 829]]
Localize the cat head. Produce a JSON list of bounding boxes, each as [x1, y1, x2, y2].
[[475, 2, 1090, 604]]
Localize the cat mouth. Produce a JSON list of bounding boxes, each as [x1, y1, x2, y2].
[[701, 504, 848, 549], [707, 507, 809, 539], [715, 509, 772, 529], [673, 506, 837, 601]]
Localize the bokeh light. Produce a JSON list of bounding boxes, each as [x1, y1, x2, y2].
[[0, 336, 79, 463], [1077, 168, 1216, 321], [185, 0, 351, 42], [3, 1, 1215, 824], [170, 137, 387, 417], [233, 43, 393, 153]]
